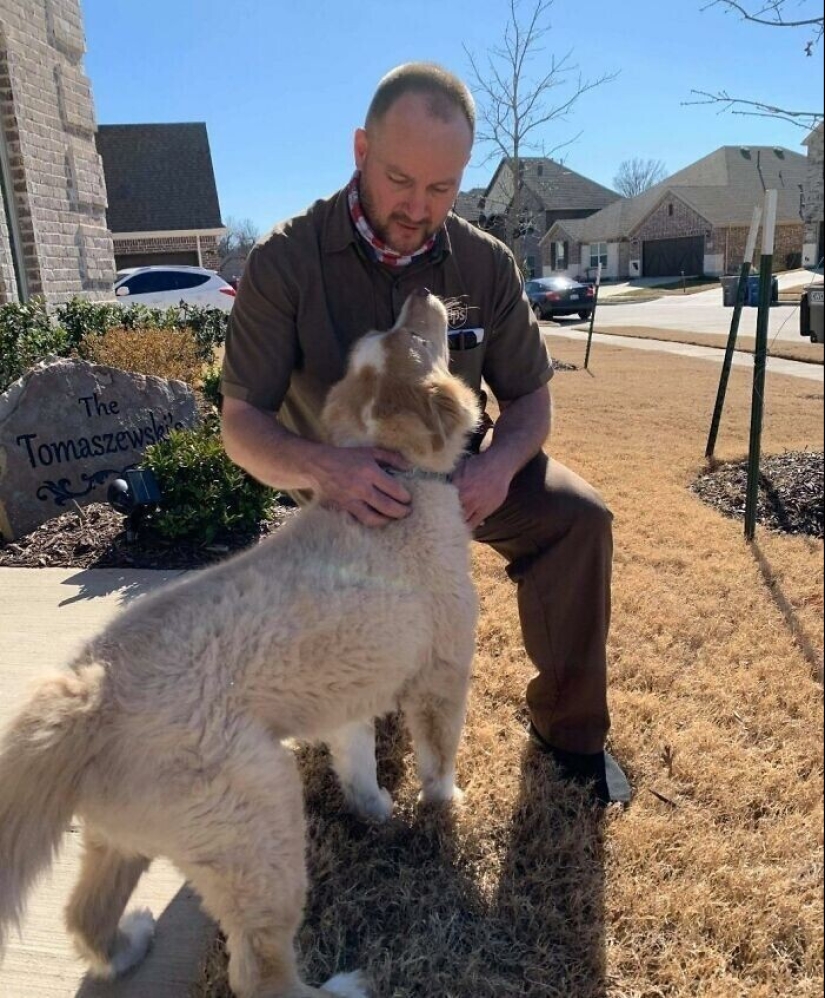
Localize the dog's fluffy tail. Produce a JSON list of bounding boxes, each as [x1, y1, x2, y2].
[[0, 663, 104, 959]]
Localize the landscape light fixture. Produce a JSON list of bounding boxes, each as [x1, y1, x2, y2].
[[107, 468, 162, 542]]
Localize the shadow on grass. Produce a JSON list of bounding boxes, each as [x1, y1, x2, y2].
[[749, 539, 824, 683], [195, 715, 606, 998]]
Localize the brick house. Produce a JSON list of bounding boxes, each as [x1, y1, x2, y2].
[[0, 0, 115, 304], [453, 157, 620, 277], [96, 123, 226, 271], [801, 122, 823, 269], [543, 146, 808, 281]]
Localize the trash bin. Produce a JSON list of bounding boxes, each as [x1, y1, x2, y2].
[[721, 276, 740, 307], [746, 274, 779, 307]]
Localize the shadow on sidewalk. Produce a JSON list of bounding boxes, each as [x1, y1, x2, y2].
[[59, 569, 184, 607], [74, 883, 212, 998]]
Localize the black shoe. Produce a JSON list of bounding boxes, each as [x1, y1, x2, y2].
[[529, 722, 632, 806]]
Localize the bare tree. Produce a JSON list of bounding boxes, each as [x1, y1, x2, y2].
[[217, 216, 260, 261], [613, 158, 668, 197], [465, 0, 618, 256], [687, 1, 823, 130]]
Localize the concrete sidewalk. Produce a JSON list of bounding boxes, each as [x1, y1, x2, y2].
[[0, 568, 213, 998], [546, 327, 823, 382]]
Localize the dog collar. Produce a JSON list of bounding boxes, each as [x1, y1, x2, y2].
[[383, 466, 453, 485]]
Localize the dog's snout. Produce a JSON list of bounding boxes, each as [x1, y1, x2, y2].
[[415, 287, 431, 298]]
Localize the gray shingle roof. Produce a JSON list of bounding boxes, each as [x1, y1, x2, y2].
[[453, 187, 487, 222], [545, 145, 807, 244], [96, 123, 224, 233], [517, 157, 620, 210]]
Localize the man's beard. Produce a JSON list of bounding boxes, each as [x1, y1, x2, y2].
[[359, 177, 435, 253]]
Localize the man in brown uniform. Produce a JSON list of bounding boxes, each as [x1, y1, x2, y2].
[[220, 62, 631, 805]]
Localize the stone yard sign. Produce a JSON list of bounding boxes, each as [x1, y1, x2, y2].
[[0, 358, 197, 541]]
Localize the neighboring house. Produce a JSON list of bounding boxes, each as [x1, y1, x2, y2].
[[454, 157, 620, 277], [0, 0, 115, 304], [96, 122, 226, 271], [543, 145, 808, 281], [453, 187, 486, 225], [801, 122, 823, 269]]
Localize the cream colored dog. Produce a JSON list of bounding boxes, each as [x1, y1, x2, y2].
[[0, 290, 480, 998]]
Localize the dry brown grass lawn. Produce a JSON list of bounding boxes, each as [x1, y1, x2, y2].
[[195, 344, 823, 998], [579, 325, 823, 365]]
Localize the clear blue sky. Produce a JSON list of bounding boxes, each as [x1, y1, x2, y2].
[[82, 0, 822, 237]]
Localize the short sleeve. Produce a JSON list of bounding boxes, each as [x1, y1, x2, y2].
[[220, 235, 300, 411], [480, 250, 555, 402]]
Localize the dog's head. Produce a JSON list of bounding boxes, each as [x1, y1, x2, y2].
[[321, 291, 481, 473]]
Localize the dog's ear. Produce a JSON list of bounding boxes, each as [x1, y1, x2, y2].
[[426, 375, 481, 452], [371, 373, 480, 470]]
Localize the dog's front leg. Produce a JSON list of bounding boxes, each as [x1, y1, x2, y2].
[[403, 662, 471, 806], [326, 720, 393, 823]]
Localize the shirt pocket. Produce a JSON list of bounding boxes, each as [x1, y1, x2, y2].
[[447, 328, 485, 391]]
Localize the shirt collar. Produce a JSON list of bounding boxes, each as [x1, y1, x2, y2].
[[323, 181, 452, 263]]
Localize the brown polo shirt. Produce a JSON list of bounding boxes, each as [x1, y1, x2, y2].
[[220, 187, 554, 443]]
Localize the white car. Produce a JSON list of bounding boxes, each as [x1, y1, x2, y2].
[[113, 265, 236, 313]]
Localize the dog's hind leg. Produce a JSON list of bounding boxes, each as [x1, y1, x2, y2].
[[65, 828, 153, 978], [173, 728, 366, 998], [326, 720, 393, 823], [403, 656, 472, 805]]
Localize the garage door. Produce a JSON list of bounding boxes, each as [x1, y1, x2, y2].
[[642, 236, 704, 278]]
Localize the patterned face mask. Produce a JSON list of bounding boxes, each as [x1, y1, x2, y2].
[[347, 171, 437, 267]]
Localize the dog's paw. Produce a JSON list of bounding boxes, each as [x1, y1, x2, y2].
[[345, 786, 394, 824], [323, 969, 370, 996], [82, 908, 155, 979], [419, 780, 465, 807]]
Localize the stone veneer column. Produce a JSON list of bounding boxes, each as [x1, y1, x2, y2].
[[0, 0, 115, 304]]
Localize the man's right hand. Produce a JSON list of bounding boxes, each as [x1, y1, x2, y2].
[[311, 446, 413, 527]]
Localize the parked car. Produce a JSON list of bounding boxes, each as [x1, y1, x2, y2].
[[525, 276, 595, 320], [113, 266, 236, 313]]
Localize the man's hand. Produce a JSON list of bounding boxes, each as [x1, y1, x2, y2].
[[451, 449, 514, 531], [312, 447, 413, 527]]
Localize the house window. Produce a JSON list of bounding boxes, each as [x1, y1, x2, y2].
[[551, 239, 567, 270], [668, 203, 674, 216], [589, 242, 608, 268]]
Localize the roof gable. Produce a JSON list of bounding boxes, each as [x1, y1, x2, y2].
[[96, 123, 224, 233], [482, 156, 621, 216]]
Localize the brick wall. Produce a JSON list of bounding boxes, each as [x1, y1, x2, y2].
[[112, 233, 221, 270], [633, 194, 709, 241], [724, 223, 804, 272], [0, 0, 115, 304]]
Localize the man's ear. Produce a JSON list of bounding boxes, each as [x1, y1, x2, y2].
[[354, 128, 368, 170]]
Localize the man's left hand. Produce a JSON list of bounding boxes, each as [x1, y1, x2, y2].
[[451, 450, 514, 531]]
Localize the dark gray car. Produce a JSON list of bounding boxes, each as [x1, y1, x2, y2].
[[525, 276, 595, 320]]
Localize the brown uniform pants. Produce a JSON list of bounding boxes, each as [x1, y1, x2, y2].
[[472, 452, 613, 755]]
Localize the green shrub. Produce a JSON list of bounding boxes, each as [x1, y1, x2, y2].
[[0, 297, 229, 394], [176, 303, 228, 360], [0, 298, 69, 392], [200, 365, 223, 408], [141, 422, 275, 543]]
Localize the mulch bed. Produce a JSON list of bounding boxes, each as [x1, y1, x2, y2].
[[2, 449, 821, 571], [691, 450, 824, 539], [0, 501, 296, 570]]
